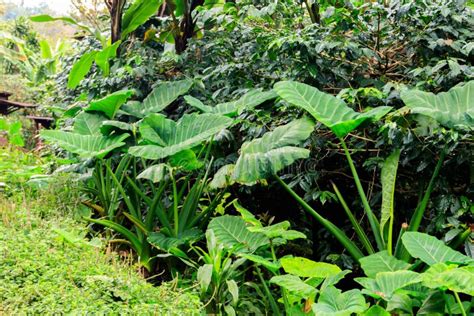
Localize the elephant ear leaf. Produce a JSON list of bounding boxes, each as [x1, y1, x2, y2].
[[207, 215, 269, 253], [129, 113, 232, 160], [232, 117, 315, 184], [402, 232, 473, 266], [400, 81, 474, 131], [359, 251, 410, 278], [312, 286, 367, 316], [40, 130, 129, 159], [186, 89, 277, 117], [74, 112, 106, 135], [423, 263, 474, 296], [274, 81, 392, 138], [123, 79, 193, 117], [355, 271, 421, 300], [85, 90, 134, 119]]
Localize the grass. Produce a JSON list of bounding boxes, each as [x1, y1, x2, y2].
[[0, 147, 202, 315]]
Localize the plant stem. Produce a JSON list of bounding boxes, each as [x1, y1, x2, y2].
[[408, 148, 446, 232], [332, 182, 374, 254], [339, 138, 384, 251], [276, 175, 364, 260], [256, 267, 281, 316], [170, 169, 179, 236], [454, 291, 466, 316]]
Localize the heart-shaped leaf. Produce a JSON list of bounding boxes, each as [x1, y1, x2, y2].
[[274, 81, 392, 138]]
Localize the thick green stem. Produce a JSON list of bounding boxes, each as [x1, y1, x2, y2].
[[256, 267, 281, 316], [170, 170, 179, 236], [340, 138, 384, 251], [276, 176, 364, 260], [408, 148, 446, 232], [454, 291, 467, 316], [332, 182, 374, 254]]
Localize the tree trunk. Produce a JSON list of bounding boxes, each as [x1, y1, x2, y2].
[[105, 0, 127, 44], [174, 0, 204, 54]]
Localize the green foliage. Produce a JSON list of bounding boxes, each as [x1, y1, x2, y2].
[[274, 81, 392, 138], [400, 80, 474, 131], [401, 232, 473, 266], [123, 79, 194, 117], [130, 113, 232, 159], [0, 178, 201, 314], [207, 215, 269, 253], [232, 117, 315, 184], [121, 0, 164, 39], [40, 131, 129, 159]]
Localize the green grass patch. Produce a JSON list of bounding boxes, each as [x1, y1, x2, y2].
[[0, 173, 202, 314]]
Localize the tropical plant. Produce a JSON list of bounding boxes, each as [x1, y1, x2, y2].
[[30, 0, 163, 88], [0, 117, 24, 147], [40, 79, 233, 271], [356, 232, 474, 315]]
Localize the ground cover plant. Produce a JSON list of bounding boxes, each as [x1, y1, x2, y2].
[[0, 0, 473, 314]]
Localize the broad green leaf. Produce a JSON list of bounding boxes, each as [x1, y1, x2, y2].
[[95, 41, 121, 76], [122, 0, 163, 39], [400, 81, 474, 131], [359, 251, 410, 278], [123, 79, 193, 117], [100, 120, 134, 135], [30, 14, 93, 35], [39, 39, 52, 59], [74, 112, 106, 135], [185, 89, 277, 117], [85, 90, 134, 119], [320, 270, 352, 291], [386, 293, 414, 314], [270, 274, 317, 299], [238, 253, 281, 273], [232, 118, 315, 183], [274, 81, 392, 138], [248, 221, 306, 241], [312, 286, 367, 316], [207, 215, 269, 253], [226, 280, 239, 305], [380, 150, 400, 250], [137, 163, 168, 183], [40, 130, 129, 159], [422, 263, 474, 296], [129, 113, 232, 159], [417, 291, 445, 316], [197, 264, 213, 292], [401, 232, 473, 266], [148, 228, 202, 251], [355, 271, 421, 300], [280, 257, 341, 278], [362, 305, 390, 316], [168, 149, 203, 171], [67, 51, 97, 89], [233, 201, 262, 227], [209, 164, 236, 189]]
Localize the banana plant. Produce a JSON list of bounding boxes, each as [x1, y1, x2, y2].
[[0, 34, 70, 85]]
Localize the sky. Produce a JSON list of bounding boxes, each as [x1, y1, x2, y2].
[[7, 0, 73, 14]]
